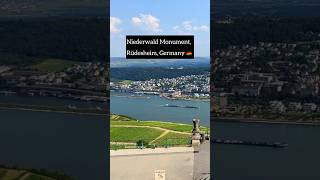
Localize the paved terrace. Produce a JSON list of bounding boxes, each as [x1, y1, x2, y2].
[[110, 144, 210, 180]]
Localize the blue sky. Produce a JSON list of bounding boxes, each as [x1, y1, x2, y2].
[[110, 0, 210, 57]]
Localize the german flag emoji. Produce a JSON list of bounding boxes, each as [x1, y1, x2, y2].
[[185, 51, 193, 56]]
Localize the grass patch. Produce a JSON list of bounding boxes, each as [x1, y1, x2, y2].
[[110, 114, 136, 121], [24, 173, 55, 180], [30, 59, 77, 72], [110, 144, 127, 150], [110, 114, 209, 133], [0, 53, 39, 66], [110, 127, 163, 143], [0, 167, 71, 180], [0, 169, 7, 178], [0, 169, 25, 180], [119, 80, 133, 85], [152, 132, 191, 147], [111, 120, 209, 133], [110, 114, 210, 149]]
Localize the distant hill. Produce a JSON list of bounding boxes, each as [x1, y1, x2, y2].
[[213, 0, 320, 18], [111, 57, 210, 68], [0, 0, 108, 65], [0, 18, 108, 64], [213, 17, 320, 49], [111, 67, 209, 81], [0, 0, 107, 18]]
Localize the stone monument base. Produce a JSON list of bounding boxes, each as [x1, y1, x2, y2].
[[191, 139, 200, 147]]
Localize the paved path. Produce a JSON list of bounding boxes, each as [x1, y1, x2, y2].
[[150, 130, 170, 144], [194, 142, 210, 180], [18, 173, 30, 180], [110, 147, 195, 180]]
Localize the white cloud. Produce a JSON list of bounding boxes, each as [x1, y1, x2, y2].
[[199, 25, 209, 32], [131, 14, 161, 32], [173, 21, 209, 34], [110, 17, 121, 33], [132, 17, 142, 24], [173, 26, 179, 31], [182, 21, 193, 31]]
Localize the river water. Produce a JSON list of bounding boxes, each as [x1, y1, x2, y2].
[[0, 95, 107, 180], [110, 92, 210, 126], [213, 121, 320, 180]]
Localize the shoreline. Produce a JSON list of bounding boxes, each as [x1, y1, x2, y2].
[[111, 92, 209, 102], [214, 117, 320, 126], [161, 95, 210, 102], [0, 104, 106, 116]]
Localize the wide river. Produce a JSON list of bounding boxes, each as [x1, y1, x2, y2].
[[0, 95, 107, 180], [213, 121, 320, 180], [110, 92, 210, 126]]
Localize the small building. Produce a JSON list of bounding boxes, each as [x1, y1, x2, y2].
[[287, 102, 302, 111], [172, 90, 182, 97], [302, 103, 317, 112], [232, 83, 263, 96], [212, 95, 228, 108], [269, 101, 286, 113]]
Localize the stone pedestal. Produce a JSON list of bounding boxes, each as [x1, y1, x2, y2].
[[191, 139, 201, 147], [192, 118, 201, 147]]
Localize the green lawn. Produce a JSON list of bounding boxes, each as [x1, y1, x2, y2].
[[0, 169, 25, 180], [110, 114, 136, 121], [152, 132, 191, 147], [119, 80, 133, 85], [0, 169, 7, 178], [111, 120, 209, 133], [110, 144, 127, 150], [110, 127, 164, 143], [0, 169, 55, 180], [24, 173, 55, 180], [110, 114, 210, 149], [110, 114, 209, 133], [0, 53, 39, 66], [31, 59, 77, 72]]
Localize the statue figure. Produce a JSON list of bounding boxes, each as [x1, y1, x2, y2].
[[191, 118, 201, 146]]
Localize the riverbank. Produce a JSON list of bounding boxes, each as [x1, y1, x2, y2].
[[111, 91, 209, 101], [161, 95, 210, 102], [0, 103, 105, 116], [0, 166, 73, 180]]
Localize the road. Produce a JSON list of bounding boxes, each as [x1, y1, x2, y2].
[[194, 142, 210, 180]]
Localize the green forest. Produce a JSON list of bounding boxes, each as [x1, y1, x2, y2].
[[0, 18, 108, 65], [111, 67, 209, 81], [213, 17, 320, 48]]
